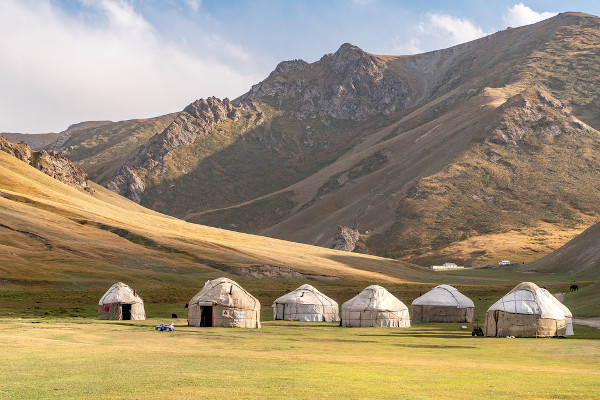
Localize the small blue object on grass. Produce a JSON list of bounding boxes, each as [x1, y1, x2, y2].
[[155, 322, 175, 332]]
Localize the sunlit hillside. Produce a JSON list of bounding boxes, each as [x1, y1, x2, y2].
[[0, 150, 433, 292]]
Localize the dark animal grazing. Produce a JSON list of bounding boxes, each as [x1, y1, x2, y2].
[[570, 284, 579, 291], [472, 327, 484, 336], [172, 313, 178, 318], [184, 303, 188, 308]]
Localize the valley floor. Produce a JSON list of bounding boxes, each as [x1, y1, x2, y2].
[[1, 319, 599, 399]]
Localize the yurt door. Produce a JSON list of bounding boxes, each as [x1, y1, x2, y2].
[[276, 303, 284, 320], [122, 304, 132, 320], [200, 306, 213, 327]]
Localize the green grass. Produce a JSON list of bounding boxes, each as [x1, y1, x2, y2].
[[0, 319, 599, 399], [564, 282, 600, 318]]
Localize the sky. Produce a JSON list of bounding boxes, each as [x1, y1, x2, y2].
[[1, 0, 598, 133]]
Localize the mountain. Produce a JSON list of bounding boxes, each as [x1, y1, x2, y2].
[[526, 219, 600, 277], [0, 132, 61, 150], [33, 12, 600, 265], [0, 147, 434, 291]]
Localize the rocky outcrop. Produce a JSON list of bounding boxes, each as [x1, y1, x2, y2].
[[105, 97, 260, 202], [240, 43, 413, 120], [0, 136, 92, 192], [104, 44, 413, 203], [489, 87, 591, 147], [105, 166, 145, 203], [331, 225, 360, 252]]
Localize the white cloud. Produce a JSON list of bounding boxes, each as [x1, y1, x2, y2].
[[184, 0, 201, 13], [385, 36, 422, 56], [383, 13, 486, 56], [0, 0, 260, 133], [427, 14, 486, 46], [504, 3, 557, 28]]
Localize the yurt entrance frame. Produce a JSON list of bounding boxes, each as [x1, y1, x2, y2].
[[199, 306, 213, 327], [122, 304, 132, 320], [274, 303, 285, 320]]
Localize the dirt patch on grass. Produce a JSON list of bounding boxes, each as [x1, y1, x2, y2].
[[573, 318, 600, 329], [394, 344, 477, 349], [237, 331, 298, 336], [214, 263, 340, 281], [175, 334, 240, 339], [292, 338, 376, 343], [553, 292, 565, 302]]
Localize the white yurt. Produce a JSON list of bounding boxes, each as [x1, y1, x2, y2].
[[545, 290, 574, 336], [98, 282, 145, 320], [188, 277, 261, 328], [341, 285, 410, 327], [411, 285, 474, 323], [272, 284, 339, 322], [484, 282, 569, 337]]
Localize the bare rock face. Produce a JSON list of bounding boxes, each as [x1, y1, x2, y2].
[[0, 136, 92, 192], [331, 225, 360, 252], [241, 43, 412, 120], [105, 166, 145, 203], [104, 44, 412, 204], [105, 97, 260, 202], [488, 86, 590, 147]]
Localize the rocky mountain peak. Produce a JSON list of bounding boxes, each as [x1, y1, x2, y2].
[[327, 43, 375, 73], [242, 42, 410, 121], [183, 96, 237, 122], [271, 59, 309, 77]]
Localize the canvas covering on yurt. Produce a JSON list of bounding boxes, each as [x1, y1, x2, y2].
[[411, 285, 474, 323], [546, 290, 574, 336], [484, 282, 568, 337], [188, 277, 261, 328], [272, 284, 339, 322], [341, 285, 410, 327], [98, 282, 145, 320]]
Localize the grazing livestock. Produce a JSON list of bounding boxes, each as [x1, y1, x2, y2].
[[570, 284, 579, 291], [172, 313, 178, 318]]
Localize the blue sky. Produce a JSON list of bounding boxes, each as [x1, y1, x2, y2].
[[1, 0, 598, 133]]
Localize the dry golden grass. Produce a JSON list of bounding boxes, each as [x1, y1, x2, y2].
[[0, 150, 433, 290], [407, 222, 594, 266]]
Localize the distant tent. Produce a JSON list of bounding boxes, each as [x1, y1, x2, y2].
[[188, 277, 261, 328], [484, 282, 569, 337], [411, 285, 474, 323], [341, 285, 410, 327], [272, 284, 339, 322], [98, 282, 145, 320]]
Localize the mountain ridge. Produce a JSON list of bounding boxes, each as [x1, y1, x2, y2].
[[15, 11, 600, 265]]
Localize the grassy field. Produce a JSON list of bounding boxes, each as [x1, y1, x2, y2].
[[1, 318, 599, 399]]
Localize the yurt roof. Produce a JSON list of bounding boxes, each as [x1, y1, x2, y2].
[[543, 289, 573, 318], [487, 282, 565, 319], [342, 285, 408, 312], [189, 277, 260, 309], [98, 282, 143, 305], [272, 284, 338, 307], [412, 285, 474, 308]]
